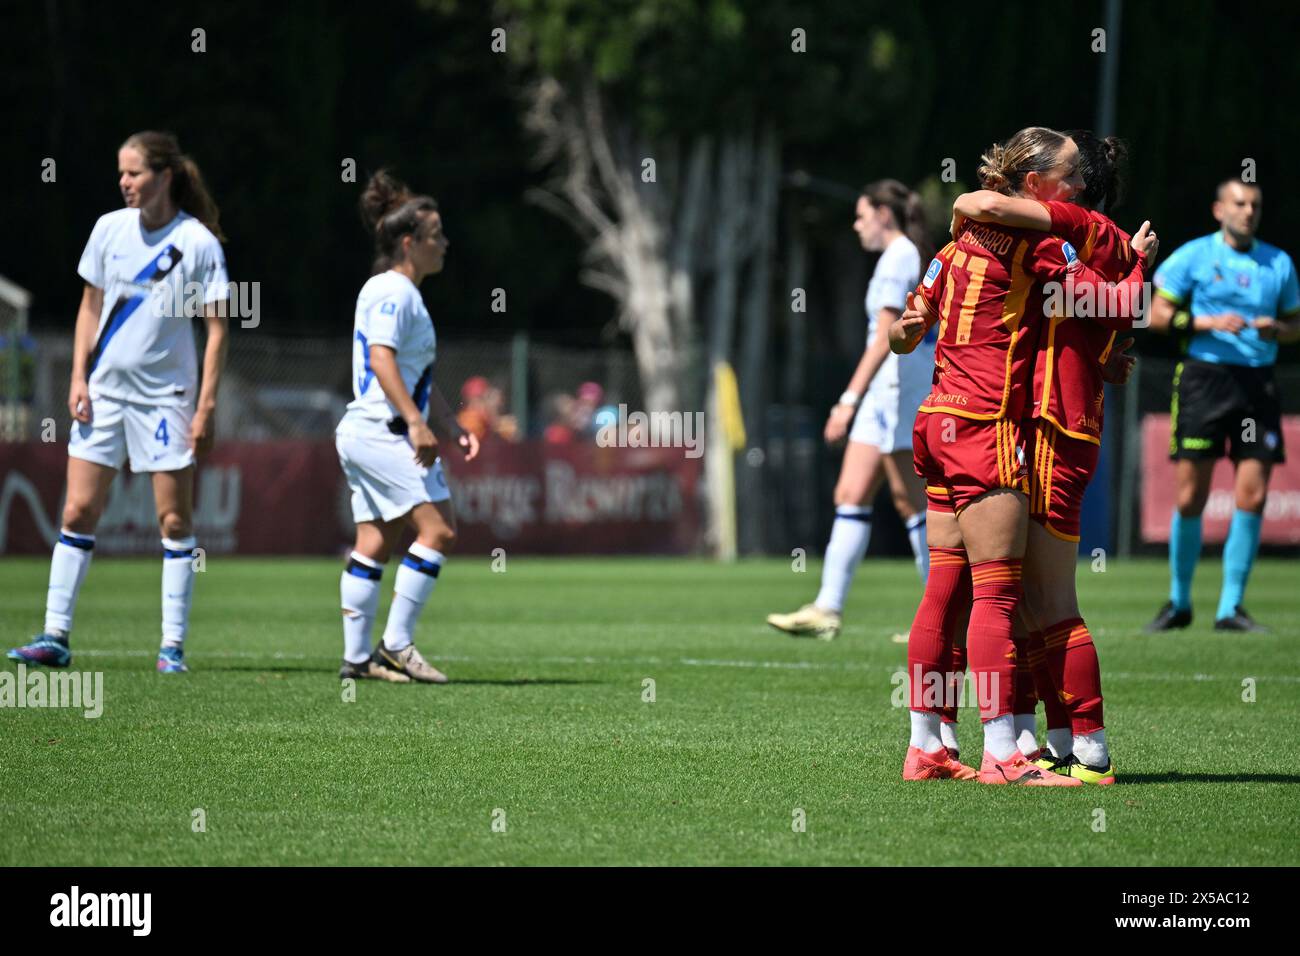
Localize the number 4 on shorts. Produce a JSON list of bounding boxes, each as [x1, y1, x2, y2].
[[155, 418, 169, 446]]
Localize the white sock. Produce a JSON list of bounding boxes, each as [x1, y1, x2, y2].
[[909, 710, 944, 752], [1073, 730, 1109, 767], [1014, 713, 1039, 756], [340, 553, 384, 664], [813, 506, 872, 611], [161, 536, 198, 648], [906, 512, 928, 582], [1047, 727, 1073, 758], [939, 720, 960, 754], [381, 543, 444, 652], [983, 714, 1018, 760], [44, 529, 95, 637]]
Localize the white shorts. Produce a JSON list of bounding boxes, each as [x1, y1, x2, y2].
[[849, 385, 927, 454], [336, 426, 451, 524], [68, 396, 194, 473]]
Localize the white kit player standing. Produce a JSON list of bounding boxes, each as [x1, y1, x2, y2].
[[334, 170, 479, 685], [10, 131, 229, 673], [768, 179, 935, 641]]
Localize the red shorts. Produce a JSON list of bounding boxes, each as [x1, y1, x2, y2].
[[912, 411, 1028, 515], [1027, 419, 1100, 542]]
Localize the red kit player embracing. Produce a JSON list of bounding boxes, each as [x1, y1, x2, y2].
[[952, 130, 1146, 784], [890, 126, 1157, 786]]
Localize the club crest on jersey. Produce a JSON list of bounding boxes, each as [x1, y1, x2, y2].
[[923, 258, 942, 289]]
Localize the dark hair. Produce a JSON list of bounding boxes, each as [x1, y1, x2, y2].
[[977, 126, 1071, 197], [121, 131, 224, 241], [360, 169, 439, 274], [1216, 177, 1262, 201], [1064, 129, 1127, 212], [862, 178, 932, 262]]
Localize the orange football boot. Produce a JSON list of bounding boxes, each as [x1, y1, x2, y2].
[[977, 750, 1083, 786], [903, 746, 978, 781]]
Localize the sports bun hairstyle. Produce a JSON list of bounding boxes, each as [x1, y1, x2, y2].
[[977, 126, 1071, 197], [1065, 129, 1128, 213], [862, 178, 933, 263], [121, 131, 225, 242], [360, 169, 439, 274]]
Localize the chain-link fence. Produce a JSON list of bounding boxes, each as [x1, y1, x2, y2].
[[14, 314, 1300, 557], [17, 328, 644, 445]]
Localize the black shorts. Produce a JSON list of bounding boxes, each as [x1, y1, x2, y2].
[[1170, 359, 1285, 463]]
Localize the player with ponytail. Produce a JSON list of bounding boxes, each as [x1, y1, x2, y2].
[[767, 180, 937, 651], [10, 131, 229, 674], [333, 169, 478, 684]]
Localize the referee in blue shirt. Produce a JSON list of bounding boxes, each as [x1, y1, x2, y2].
[[1147, 179, 1300, 631]]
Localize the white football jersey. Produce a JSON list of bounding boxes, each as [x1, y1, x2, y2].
[[864, 234, 932, 398], [341, 270, 437, 427], [77, 208, 227, 407]]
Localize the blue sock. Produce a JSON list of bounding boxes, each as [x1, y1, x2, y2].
[[1217, 510, 1263, 620], [1169, 512, 1201, 612]]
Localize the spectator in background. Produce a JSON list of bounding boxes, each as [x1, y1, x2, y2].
[[568, 381, 603, 437], [543, 391, 575, 443], [456, 374, 519, 443]]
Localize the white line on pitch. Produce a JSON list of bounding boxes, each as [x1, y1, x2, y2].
[[56, 649, 1300, 683]]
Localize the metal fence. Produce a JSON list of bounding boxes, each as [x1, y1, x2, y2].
[[12, 310, 1300, 557], [17, 329, 644, 445]]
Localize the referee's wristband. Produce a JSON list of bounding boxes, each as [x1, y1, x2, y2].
[[837, 390, 862, 408], [1171, 309, 1193, 342]]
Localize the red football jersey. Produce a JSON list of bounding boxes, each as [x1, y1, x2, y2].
[[914, 218, 1148, 422], [1034, 202, 1137, 443]]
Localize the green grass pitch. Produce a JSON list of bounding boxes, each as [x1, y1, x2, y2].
[[1, 555, 1296, 866]]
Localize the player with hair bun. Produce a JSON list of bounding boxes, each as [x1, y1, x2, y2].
[[10, 131, 229, 674], [952, 129, 1146, 783], [334, 169, 478, 684], [892, 126, 1156, 785]]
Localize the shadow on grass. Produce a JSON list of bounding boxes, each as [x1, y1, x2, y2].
[[1122, 772, 1300, 784]]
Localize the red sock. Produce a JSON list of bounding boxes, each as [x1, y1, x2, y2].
[[1027, 629, 1070, 730], [908, 548, 970, 713], [1012, 630, 1038, 714], [967, 559, 1022, 721], [941, 644, 968, 724], [1043, 617, 1105, 734]]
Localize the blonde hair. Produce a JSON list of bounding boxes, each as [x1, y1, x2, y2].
[[121, 131, 225, 241], [977, 126, 1071, 196]]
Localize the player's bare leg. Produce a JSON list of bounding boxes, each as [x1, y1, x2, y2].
[[768, 441, 885, 640], [883, 449, 929, 582], [10, 458, 117, 667]]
